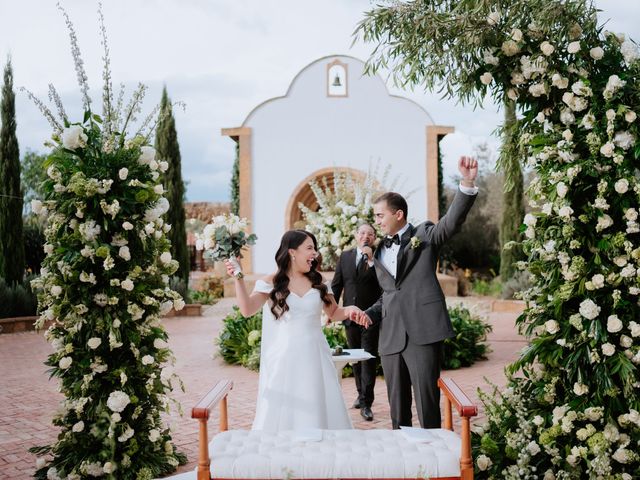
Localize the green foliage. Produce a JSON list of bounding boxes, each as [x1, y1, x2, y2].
[[216, 306, 262, 371], [470, 276, 503, 298], [217, 305, 491, 374], [443, 305, 492, 369], [156, 87, 189, 287], [0, 57, 25, 284], [188, 275, 224, 305], [0, 275, 37, 318], [230, 143, 239, 215]]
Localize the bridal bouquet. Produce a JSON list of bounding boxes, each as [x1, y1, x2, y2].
[[195, 213, 257, 276]]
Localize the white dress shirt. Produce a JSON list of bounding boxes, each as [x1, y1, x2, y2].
[[356, 248, 374, 268], [379, 223, 411, 278]]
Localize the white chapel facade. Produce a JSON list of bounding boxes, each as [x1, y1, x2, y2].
[[223, 55, 453, 274]]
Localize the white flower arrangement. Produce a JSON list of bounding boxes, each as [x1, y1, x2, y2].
[[26, 4, 185, 477]]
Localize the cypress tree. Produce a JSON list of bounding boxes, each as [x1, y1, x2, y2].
[[155, 87, 189, 286], [230, 143, 240, 215], [0, 58, 25, 284]]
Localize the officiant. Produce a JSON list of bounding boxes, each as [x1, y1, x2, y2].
[[331, 222, 382, 421]]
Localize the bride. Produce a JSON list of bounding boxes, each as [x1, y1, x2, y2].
[[225, 229, 370, 432]]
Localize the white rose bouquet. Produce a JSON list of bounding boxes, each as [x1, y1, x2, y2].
[[195, 213, 257, 277]]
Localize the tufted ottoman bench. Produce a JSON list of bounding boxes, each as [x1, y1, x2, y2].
[[190, 378, 477, 480]]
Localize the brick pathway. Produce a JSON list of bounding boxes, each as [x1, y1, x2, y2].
[[0, 297, 525, 479]]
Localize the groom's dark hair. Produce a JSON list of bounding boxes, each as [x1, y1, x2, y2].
[[374, 192, 408, 220]]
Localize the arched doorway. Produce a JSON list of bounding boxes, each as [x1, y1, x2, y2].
[[285, 167, 367, 230]]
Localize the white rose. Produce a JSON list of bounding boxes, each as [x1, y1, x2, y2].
[[625, 110, 637, 123], [118, 246, 131, 261], [480, 72, 493, 85], [122, 221, 134, 231], [507, 88, 518, 101], [600, 142, 615, 158], [160, 252, 172, 264], [558, 206, 574, 219], [87, 337, 102, 349], [523, 213, 537, 226], [602, 343, 615, 356], [621, 40, 639, 64], [142, 355, 154, 365], [61, 125, 88, 150], [154, 184, 164, 195], [540, 41, 555, 56], [501, 40, 520, 56], [511, 28, 523, 42], [154, 338, 169, 349], [50, 285, 62, 297], [567, 41, 581, 54], [121, 279, 134, 291], [118, 168, 128, 180], [615, 179, 629, 193], [620, 335, 633, 348], [589, 46, 604, 60], [59, 357, 72, 369], [556, 182, 568, 198], [138, 146, 156, 165], [579, 299, 601, 320], [72, 420, 84, 432], [476, 454, 492, 471], [607, 315, 623, 333], [533, 415, 544, 426], [103, 462, 115, 474], [545, 320, 560, 334], [527, 441, 541, 455], [149, 429, 161, 442], [106, 390, 131, 413], [159, 160, 169, 172], [606, 109, 616, 120]]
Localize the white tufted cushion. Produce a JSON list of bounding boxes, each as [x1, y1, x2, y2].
[[207, 429, 461, 479]]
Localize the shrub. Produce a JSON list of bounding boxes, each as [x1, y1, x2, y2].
[[0, 275, 38, 318], [217, 304, 492, 373], [216, 306, 262, 371], [189, 275, 224, 305], [443, 305, 492, 370]]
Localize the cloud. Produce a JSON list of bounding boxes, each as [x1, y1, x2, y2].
[[1, 0, 637, 200]]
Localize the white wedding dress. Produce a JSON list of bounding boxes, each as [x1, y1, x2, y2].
[[251, 280, 352, 431]]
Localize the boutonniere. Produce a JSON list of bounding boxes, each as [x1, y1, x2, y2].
[[410, 236, 422, 249]]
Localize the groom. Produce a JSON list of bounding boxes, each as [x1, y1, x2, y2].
[[360, 156, 478, 429]]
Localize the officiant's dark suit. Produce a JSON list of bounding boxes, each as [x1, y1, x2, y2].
[[364, 156, 478, 429], [331, 223, 382, 421]]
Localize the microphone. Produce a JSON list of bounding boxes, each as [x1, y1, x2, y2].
[[362, 241, 370, 261]]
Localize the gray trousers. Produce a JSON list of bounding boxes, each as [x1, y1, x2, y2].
[[380, 338, 442, 429]]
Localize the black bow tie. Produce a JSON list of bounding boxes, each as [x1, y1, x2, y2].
[[383, 234, 401, 248]]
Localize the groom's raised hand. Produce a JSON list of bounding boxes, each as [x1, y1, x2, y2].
[[458, 155, 478, 188]]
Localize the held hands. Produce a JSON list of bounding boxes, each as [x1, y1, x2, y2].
[[344, 306, 372, 328], [458, 156, 478, 187]]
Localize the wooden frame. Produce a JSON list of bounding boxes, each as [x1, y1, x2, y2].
[[191, 377, 477, 480]]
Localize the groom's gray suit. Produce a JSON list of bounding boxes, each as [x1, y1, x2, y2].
[[365, 190, 476, 429]]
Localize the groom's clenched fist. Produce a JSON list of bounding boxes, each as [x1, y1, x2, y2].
[[458, 155, 478, 188]]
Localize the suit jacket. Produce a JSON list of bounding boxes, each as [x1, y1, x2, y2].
[[331, 248, 382, 325], [366, 190, 477, 355]]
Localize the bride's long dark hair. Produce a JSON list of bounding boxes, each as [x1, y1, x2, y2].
[[270, 230, 331, 319]]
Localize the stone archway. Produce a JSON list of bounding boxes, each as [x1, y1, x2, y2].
[[285, 167, 367, 230]]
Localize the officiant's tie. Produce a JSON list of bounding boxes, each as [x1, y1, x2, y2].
[[356, 254, 367, 275]]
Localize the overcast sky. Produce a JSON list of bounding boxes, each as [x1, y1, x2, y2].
[[1, 0, 638, 201]]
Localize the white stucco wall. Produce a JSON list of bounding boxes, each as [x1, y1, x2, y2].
[[244, 55, 434, 274]]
